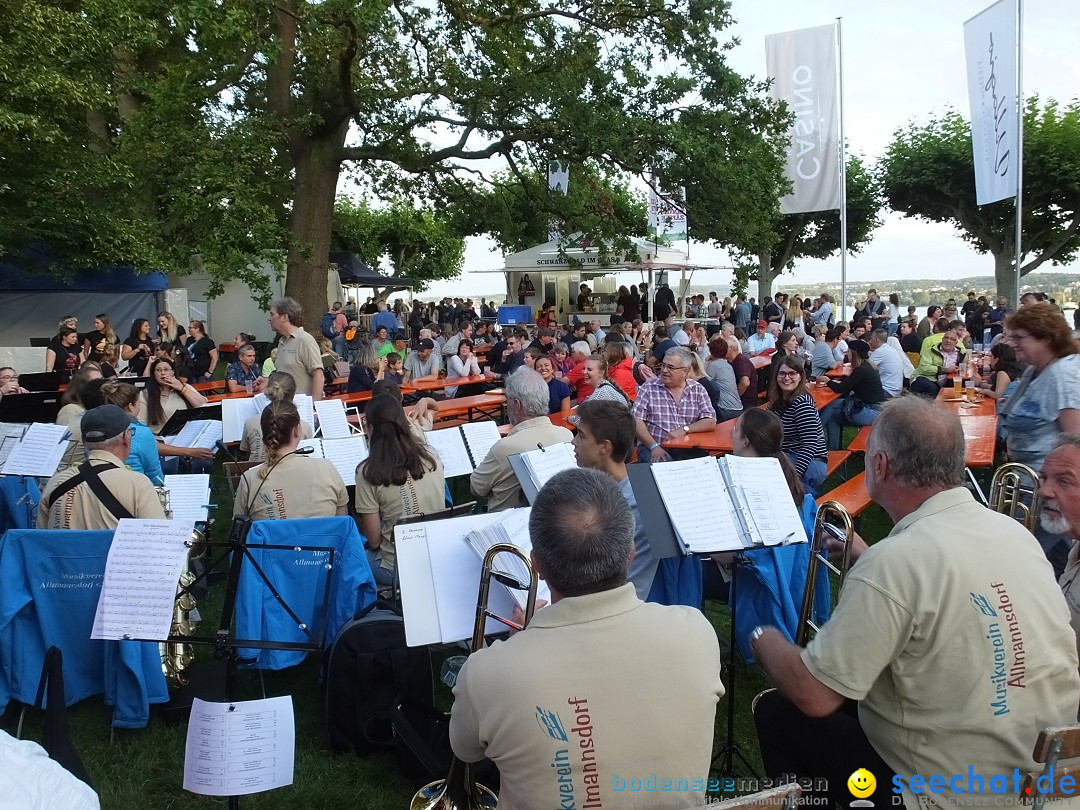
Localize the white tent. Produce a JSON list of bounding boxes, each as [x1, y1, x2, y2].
[[502, 235, 693, 272]]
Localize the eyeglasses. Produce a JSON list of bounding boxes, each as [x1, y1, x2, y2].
[[776, 371, 802, 379], [1010, 332, 1032, 342], [660, 363, 687, 372], [0, 375, 17, 381]]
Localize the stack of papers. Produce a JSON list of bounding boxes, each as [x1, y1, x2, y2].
[[0, 422, 70, 477], [166, 420, 223, 451], [465, 508, 550, 611]]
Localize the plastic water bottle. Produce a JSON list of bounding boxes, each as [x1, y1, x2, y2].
[[982, 328, 992, 346], [440, 656, 467, 688]]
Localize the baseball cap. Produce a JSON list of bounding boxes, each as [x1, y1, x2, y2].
[[348, 319, 359, 327], [757, 320, 768, 329], [81, 404, 132, 442], [847, 339, 870, 360], [392, 332, 408, 343], [417, 338, 435, 350]]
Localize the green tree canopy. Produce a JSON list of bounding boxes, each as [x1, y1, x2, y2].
[[880, 98, 1080, 297]]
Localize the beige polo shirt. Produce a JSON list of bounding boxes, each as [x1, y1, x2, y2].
[[353, 454, 445, 572], [233, 453, 348, 521], [274, 327, 322, 396], [470, 416, 573, 512], [137, 390, 188, 434], [450, 583, 724, 809], [802, 488, 1080, 810], [38, 450, 167, 530], [239, 413, 312, 462]]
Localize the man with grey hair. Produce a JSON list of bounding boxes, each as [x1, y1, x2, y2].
[[470, 368, 572, 511], [268, 296, 324, 400], [632, 346, 715, 463], [1042, 435, 1080, 672], [752, 398, 1079, 810], [38, 405, 167, 529], [867, 328, 904, 397], [450, 467, 723, 809]]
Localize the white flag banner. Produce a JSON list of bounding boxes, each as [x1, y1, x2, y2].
[[765, 24, 840, 215], [547, 160, 569, 195], [964, 0, 1018, 205], [648, 175, 688, 240]]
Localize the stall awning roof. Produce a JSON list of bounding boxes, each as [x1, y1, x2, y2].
[[0, 259, 168, 292], [330, 252, 414, 288], [501, 235, 699, 273]]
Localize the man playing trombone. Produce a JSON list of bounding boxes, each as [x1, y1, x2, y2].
[[449, 468, 723, 809]]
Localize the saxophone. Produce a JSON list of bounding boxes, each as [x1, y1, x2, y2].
[[156, 486, 206, 688]]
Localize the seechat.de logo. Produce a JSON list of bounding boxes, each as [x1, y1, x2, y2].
[[849, 768, 877, 807]]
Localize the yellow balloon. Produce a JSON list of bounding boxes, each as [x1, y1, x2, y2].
[[848, 768, 877, 799]]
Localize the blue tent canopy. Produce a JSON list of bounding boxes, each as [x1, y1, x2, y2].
[[0, 262, 167, 292]]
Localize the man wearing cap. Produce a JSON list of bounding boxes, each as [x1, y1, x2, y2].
[[747, 320, 776, 355], [378, 332, 409, 360], [38, 405, 166, 530], [403, 338, 440, 384]]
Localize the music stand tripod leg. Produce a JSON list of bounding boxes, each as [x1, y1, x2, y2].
[[711, 554, 760, 779]]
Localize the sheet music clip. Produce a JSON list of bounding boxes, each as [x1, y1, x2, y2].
[[122, 633, 133, 640], [537, 442, 546, 453], [184, 539, 194, 548], [228, 704, 236, 712]]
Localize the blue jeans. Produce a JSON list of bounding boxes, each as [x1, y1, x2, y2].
[[909, 376, 940, 398], [332, 336, 347, 357], [800, 457, 828, 495], [821, 398, 882, 450], [365, 547, 395, 586], [887, 323, 898, 336]]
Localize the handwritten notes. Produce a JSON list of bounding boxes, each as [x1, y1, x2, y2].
[[163, 474, 212, 524], [0, 422, 70, 477], [314, 399, 352, 440], [91, 518, 194, 641], [460, 421, 501, 466], [183, 696, 295, 796], [423, 428, 474, 478]]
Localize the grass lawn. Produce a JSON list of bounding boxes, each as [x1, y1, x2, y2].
[[5, 428, 895, 807]]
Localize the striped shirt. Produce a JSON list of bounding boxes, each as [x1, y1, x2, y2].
[[772, 393, 827, 476]]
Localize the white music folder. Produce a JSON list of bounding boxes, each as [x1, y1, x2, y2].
[[395, 512, 518, 647]]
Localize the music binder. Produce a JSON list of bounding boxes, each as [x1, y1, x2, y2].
[[0, 422, 71, 477], [167, 420, 224, 451], [630, 455, 805, 555], [506, 442, 578, 505], [159, 404, 223, 438], [422, 420, 502, 478], [463, 507, 550, 610]]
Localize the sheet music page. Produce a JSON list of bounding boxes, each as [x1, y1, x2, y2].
[[90, 518, 195, 640], [183, 696, 295, 796], [319, 436, 368, 484], [423, 428, 474, 478], [174, 420, 223, 451], [0, 423, 29, 467], [460, 421, 502, 466], [163, 474, 211, 524], [293, 395, 315, 435], [0, 422, 70, 477], [297, 439, 324, 458], [314, 399, 352, 440], [650, 457, 742, 553], [520, 443, 578, 492], [222, 397, 261, 443], [397, 513, 516, 645], [721, 455, 807, 546], [465, 508, 550, 610]]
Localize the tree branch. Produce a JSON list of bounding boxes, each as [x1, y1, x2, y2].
[[1019, 215, 1080, 275]]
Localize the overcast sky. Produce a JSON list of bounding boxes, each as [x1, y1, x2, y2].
[[420, 0, 1079, 298]]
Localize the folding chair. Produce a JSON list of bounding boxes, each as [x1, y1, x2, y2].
[[1021, 724, 1080, 810]]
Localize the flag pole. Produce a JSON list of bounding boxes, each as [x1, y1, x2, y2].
[[1013, 0, 1024, 306], [837, 17, 848, 320]]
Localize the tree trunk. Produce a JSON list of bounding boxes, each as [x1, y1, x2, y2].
[[993, 251, 1015, 302], [756, 250, 779, 300], [284, 132, 347, 326]]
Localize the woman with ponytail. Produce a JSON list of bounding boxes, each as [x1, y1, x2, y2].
[[239, 372, 313, 461], [233, 400, 348, 521], [354, 394, 446, 584]]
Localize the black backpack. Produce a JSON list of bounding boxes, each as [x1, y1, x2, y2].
[[325, 600, 433, 753]]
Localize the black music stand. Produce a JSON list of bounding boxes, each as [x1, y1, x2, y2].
[[710, 553, 760, 779], [17, 371, 64, 392], [0, 391, 64, 424], [147, 515, 335, 809]]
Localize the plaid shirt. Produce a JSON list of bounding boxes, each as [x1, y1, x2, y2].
[[631, 377, 713, 443]]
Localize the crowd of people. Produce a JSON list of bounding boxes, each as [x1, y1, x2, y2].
[[6, 282, 1080, 809]]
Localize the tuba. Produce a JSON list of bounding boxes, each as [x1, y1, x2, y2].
[[988, 462, 1041, 532], [410, 543, 539, 810], [156, 486, 209, 688]]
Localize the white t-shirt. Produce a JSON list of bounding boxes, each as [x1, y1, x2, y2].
[[888, 302, 900, 324]]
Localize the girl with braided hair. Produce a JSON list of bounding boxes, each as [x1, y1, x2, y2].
[[233, 400, 348, 521], [239, 371, 313, 461], [354, 394, 446, 584]]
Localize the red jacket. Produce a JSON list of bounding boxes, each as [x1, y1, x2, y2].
[[607, 358, 638, 401], [564, 359, 594, 400]]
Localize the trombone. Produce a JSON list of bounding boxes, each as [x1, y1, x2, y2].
[[796, 500, 855, 647], [410, 543, 539, 810], [988, 462, 1041, 533]]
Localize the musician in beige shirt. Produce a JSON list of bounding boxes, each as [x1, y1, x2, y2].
[[451, 468, 723, 810], [470, 367, 572, 512], [268, 297, 324, 399], [234, 401, 348, 521], [38, 405, 166, 530]]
